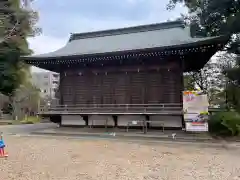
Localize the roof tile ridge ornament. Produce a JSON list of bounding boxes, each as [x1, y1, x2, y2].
[[69, 20, 185, 42]]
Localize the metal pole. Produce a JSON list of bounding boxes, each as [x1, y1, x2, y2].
[[143, 118, 147, 134]]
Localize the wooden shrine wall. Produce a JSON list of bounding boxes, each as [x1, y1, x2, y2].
[[60, 63, 183, 105]]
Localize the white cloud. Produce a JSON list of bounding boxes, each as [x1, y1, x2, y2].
[[28, 0, 187, 72], [28, 35, 68, 72], [28, 35, 68, 55], [28, 0, 187, 55]]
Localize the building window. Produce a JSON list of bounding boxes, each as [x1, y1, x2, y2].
[[52, 81, 58, 84], [44, 75, 48, 78]]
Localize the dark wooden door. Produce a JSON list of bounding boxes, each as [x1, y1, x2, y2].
[[91, 73, 102, 104], [146, 71, 163, 104], [101, 72, 114, 104], [62, 76, 74, 105], [114, 72, 130, 104], [75, 72, 91, 104], [129, 71, 145, 104]]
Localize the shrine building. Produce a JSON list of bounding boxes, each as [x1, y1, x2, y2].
[[23, 20, 229, 129]]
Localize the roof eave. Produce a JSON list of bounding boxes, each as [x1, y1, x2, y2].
[[22, 35, 230, 62]]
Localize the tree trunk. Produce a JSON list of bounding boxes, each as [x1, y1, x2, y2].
[[9, 95, 18, 120]]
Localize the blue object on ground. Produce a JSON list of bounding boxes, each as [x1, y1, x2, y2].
[[0, 139, 5, 148]]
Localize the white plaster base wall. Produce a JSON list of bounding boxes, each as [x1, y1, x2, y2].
[[117, 115, 145, 126], [61, 115, 86, 126], [89, 115, 114, 126], [60, 115, 182, 127], [149, 115, 182, 127]]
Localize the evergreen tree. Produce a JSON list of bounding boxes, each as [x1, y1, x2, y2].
[[168, 0, 240, 111], [0, 0, 40, 96]]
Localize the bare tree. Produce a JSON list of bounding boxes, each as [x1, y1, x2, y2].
[[10, 84, 41, 120]]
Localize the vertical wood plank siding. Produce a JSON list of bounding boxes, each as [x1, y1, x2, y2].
[[60, 62, 183, 106]]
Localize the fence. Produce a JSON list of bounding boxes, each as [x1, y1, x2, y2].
[[39, 103, 183, 115]]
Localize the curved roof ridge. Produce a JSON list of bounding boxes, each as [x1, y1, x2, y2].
[[69, 20, 185, 42]]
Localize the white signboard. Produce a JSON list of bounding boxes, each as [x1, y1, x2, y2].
[[186, 122, 208, 132], [183, 91, 209, 132]]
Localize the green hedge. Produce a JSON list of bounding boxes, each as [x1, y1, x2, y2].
[[20, 116, 41, 124], [209, 111, 240, 136]]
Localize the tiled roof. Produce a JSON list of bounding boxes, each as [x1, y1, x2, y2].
[[25, 21, 226, 59]]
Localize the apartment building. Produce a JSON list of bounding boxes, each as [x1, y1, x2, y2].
[[31, 71, 59, 98]]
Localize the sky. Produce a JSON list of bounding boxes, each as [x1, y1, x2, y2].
[[28, 0, 187, 72]]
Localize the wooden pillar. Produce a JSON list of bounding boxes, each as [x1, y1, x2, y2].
[[180, 55, 185, 129], [168, 69, 175, 103], [125, 71, 130, 104], [82, 115, 88, 126], [112, 115, 118, 127], [72, 74, 77, 105], [59, 71, 65, 105], [100, 73, 103, 104]]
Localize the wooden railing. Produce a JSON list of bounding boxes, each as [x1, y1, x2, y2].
[[39, 103, 183, 115]]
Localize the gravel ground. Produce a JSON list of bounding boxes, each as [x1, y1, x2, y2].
[[0, 135, 240, 180]]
